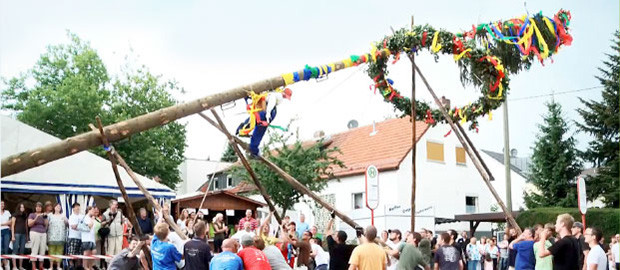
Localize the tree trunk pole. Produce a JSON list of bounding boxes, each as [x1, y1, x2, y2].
[[413, 63, 522, 234], [192, 178, 214, 225], [199, 113, 360, 229], [208, 109, 283, 224], [2, 59, 361, 177], [92, 117, 152, 270], [112, 152, 188, 240]]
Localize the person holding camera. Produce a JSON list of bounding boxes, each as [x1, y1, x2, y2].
[[27, 202, 48, 270], [102, 200, 124, 257]]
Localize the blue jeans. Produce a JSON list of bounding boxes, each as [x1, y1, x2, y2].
[[499, 257, 508, 270], [468, 260, 479, 270], [0, 229, 9, 254], [315, 265, 328, 270], [12, 233, 26, 255]]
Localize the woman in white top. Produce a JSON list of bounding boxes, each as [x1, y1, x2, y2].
[[80, 206, 96, 270], [176, 209, 188, 231], [0, 201, 11, 270], [47, 203, 68, 270]]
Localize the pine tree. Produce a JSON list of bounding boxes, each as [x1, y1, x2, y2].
[[525, 101, 583, 208], [576, 31, 620, 207], [220, 144, 238, 162]]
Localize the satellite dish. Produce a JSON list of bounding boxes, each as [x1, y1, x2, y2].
[[510, 149, 518, 157], [347, 120, 359, 129]]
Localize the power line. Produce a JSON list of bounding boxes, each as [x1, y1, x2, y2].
[[508, 86, 603, 101]]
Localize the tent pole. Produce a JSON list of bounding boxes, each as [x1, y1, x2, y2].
[[92, 117, 152, 269]]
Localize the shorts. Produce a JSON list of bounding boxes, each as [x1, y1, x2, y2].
[[81, 241, 95, 252], [67, 238, 82, 255], [48, 244, 64, 262]]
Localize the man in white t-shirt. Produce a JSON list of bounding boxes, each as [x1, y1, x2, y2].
[[231, 222, 256, 250], [585, 227, 607, 270], [68, 203, 84, 269], [386, 229, 403, 270]]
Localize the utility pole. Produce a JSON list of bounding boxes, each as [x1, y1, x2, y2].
[[503, 101, 513, 212]]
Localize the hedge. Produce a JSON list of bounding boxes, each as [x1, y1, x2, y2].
[[516, 208, 620, 240]]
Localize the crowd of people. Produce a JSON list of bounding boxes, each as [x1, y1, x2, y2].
[[1, 199, 619, 270]]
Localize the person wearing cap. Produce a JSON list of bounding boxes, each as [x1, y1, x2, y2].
[[237, 234, 271, 270], [572, 221, 591, 270], [385, 229, 403, 270]]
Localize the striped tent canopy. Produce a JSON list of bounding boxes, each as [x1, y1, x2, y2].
[[1, 116, 176, 203]]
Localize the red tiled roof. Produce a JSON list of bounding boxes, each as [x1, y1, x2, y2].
[[326, 116, 429, 178], [228, 181, 257, 194]]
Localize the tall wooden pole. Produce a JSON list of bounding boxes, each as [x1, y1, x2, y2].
[[93, 117, 152, 270], [208, 110, 282, 224], [503, 102, 513, 211], [192, 177, 214, 224], [2, 60, 358, 177], [413, 63, 522, 234], [112, 152, 188, 240], [409, 16, 417, 232], [199, 113, 360, 229]]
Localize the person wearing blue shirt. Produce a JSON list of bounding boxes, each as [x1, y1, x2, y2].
[[296, 214, 310, 239], [509, 227, 536, 270], [151, 223, 182, 270], [210, 239, 243, 270]]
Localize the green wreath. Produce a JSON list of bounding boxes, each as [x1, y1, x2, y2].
[[362, 10, 572, 130]]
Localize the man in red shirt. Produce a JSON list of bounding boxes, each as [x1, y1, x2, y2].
[[238, 235, 271, 270], [237, 209, 259, 232]]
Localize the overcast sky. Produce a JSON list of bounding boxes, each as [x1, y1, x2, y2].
[[1, 0, 618, 163]]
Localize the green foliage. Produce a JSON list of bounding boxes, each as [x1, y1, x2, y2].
[[231, 129, 344, 216], [1, 32, 110, 137], [576, 31, 620, 207], [516, 207, 620, 240], [524, 101, 582, 208], [1, 32, 186, 189], [221, 144, 238, 162]]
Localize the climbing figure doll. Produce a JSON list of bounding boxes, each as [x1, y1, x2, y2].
[[236, 88, 292, 156]]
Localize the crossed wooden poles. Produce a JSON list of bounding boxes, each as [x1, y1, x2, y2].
[[90, 66, 520, 254]]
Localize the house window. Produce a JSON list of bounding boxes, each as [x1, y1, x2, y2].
[[426, 141, 444, 162], [352, 193, 364, 209], [227, 175, 233, 188], [456, 147, 466, 165], [213, 178, 220, 190], [466, 196, 478, 214]]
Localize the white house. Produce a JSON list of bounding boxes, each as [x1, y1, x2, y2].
[[176, 158, 232, 196], [261, 116, 531, 238]]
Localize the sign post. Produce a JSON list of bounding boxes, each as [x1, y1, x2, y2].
[[365, 165, 379, 226], [577, 176, 587, 229]]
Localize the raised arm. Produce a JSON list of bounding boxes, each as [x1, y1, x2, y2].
[[325, 211, 335, 236], [259, 212, 273, 237]]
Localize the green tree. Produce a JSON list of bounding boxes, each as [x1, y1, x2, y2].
[[231, 130, 344, 217], [220, 144, 238, 162], [524, 101, 582, 208], [576, 31, 620, 207], [1, 32, 109, 137], [1, 33, 186, 189]]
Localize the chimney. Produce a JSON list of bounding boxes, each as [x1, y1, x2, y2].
[[369, 121, 378, 136], [313, 130, 325, 138]]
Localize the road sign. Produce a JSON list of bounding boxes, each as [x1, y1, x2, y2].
[[365, 165, 379, 210], [577, 177, 587, 214]]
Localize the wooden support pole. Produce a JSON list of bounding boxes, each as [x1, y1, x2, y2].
[[93, 117, 152, 269], [407, 15, 417, 232], [455, 122, 495, 180], [413, 63, 521, 234], [192, 177, 214, 224], [112, 152, 188, 240], [208, 109, 283, 224], [199, 112, 360, 229]]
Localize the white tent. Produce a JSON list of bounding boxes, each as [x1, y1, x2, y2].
[[1, 116, 176, 204]]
